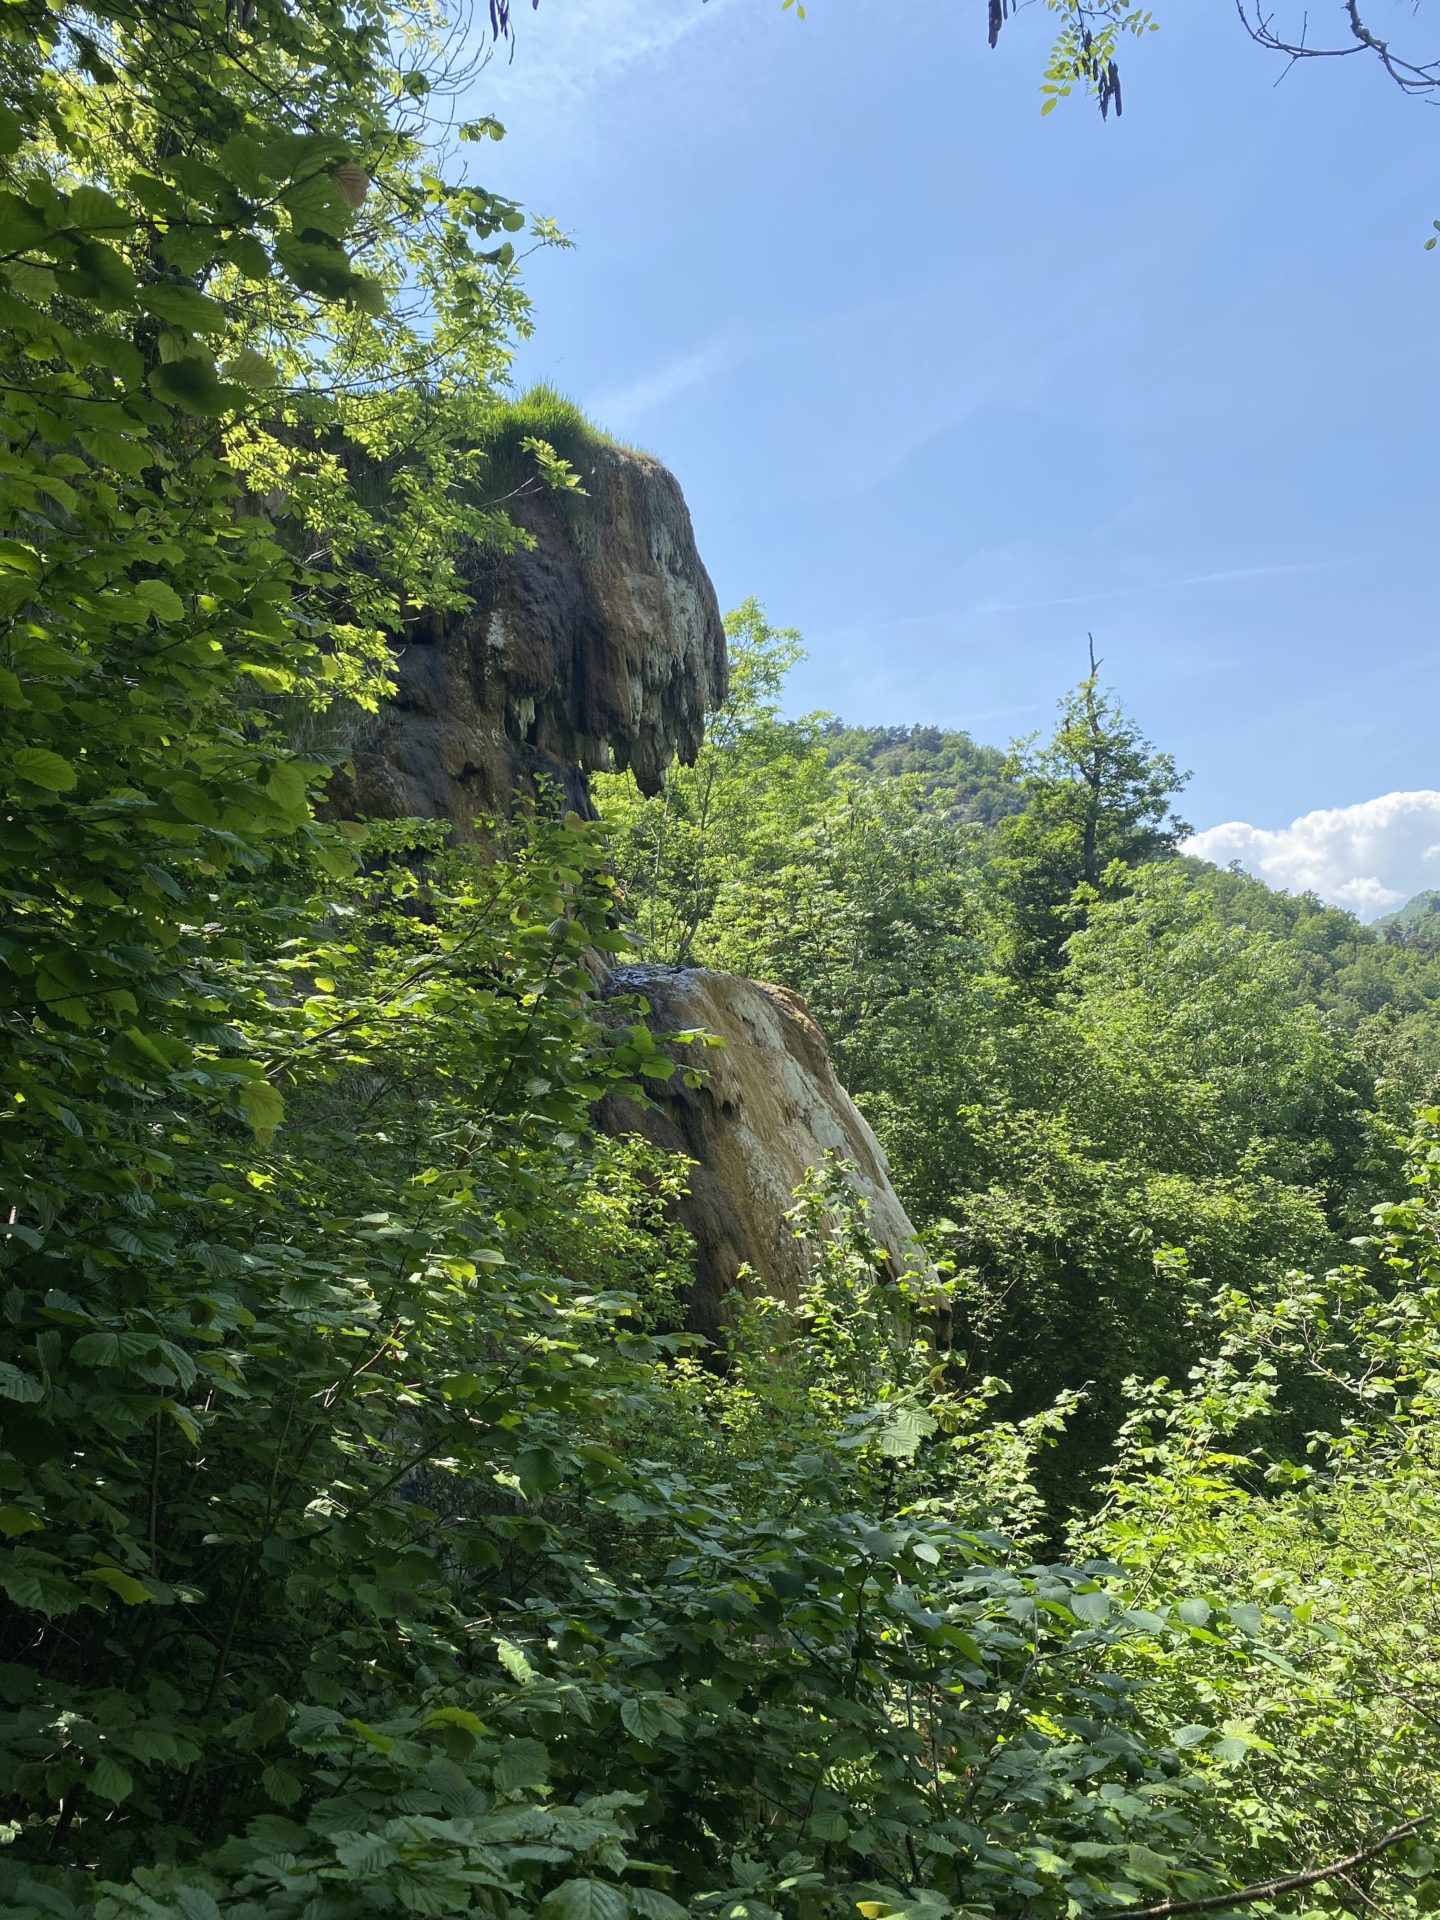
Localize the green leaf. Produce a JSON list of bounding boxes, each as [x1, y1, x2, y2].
[[225, 232, 272, 279], [516, 1445, 564, 1497], [394, 1881, 471, 1917], [167, 1404, 202, 1444], [238, 1080, 285, 1145], [65, 185, 129, 233], [141, 283, 229, 335], [877, 1404, 937, 1460], [805, 1810, 849, 1843], [275, 233, 364, 302], [2, 259, 52, 301], [332, 1833, 400, 1874], [265, 759, 311, 821], [174, 1890, 222, 1920], [0, 1505, 42, 1538], [11, 748, 77, 792], [123, 1027, 191, 1071], [0, 190, 47, 250], [251, 1695, 291, 1744], [79, 427, 151, 476], [166, 779, 218, 825], [1177, 1597, 1211, 1627], [133, 579, 186, 622], [495, 1637, 536, 1683], [630, 1894, 688, 1920], [1070, 1587, 1111, 1624], [223, 348, 281, 387], [424, 1705, 487, 1735], [540, 1881, 631, 1920], [69, 239, 135, 304], [216, 133, 266, 193], [0, 1362, 44, 1403], [1, 1561, 83, 1615], [493, 1737, 550, 1790], [150, 354, 235, 416], [85, 1565, 152, 1605], [71, 1319, 119, 1361], [0, 106, 22, 157], [90, 1754, 134, 1803], [1126, 1845, 1173, 1887], [619, 1696, 683, 1744], [260, 1763, 303, 1807]]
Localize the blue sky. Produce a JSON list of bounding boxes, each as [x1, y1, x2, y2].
[[460, 1, 1440, 913]]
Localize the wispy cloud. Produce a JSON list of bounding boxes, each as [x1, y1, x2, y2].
[[478, 0, 727, 113], [976, 559, 1351, 618], [593, 335, 743, 428], [847, 325, 1083, 496], [823, 555, 1354, 655]]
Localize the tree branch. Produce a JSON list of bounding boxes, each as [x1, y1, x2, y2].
[[1105, 1815, 1433, 1920], [1236, 0, 1440, 96]]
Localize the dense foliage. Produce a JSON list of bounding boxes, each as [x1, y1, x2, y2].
[[598, 612, 1438, 1488], [9, 2, 1440, 1917]]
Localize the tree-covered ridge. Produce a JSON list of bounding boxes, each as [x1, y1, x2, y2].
[[1373, 888, 1440, 946], [821, 725, 1021, 827]]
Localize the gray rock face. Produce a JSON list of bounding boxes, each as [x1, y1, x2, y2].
[[598, 966, 932, 1337], [338, 441, 727, 831]]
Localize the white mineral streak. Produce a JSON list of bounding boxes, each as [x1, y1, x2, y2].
[[600, 966, 932, 1333]]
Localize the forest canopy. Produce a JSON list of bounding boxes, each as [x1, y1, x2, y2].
[[4, 3, 1440, 1920]]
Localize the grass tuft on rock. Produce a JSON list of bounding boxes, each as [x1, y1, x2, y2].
[[473, 382, 636, 503]]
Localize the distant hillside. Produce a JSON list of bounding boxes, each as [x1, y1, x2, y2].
[[823, 722, 1022, 826], [1374, 889, 1440, 944]]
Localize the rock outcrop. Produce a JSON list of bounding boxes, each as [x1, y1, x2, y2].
[[338, 436, 930, 1335], [599, 966, 930, 1336], [339, 441, 727, 831]]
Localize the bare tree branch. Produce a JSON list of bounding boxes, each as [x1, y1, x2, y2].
[[1236, 0, 1440, 96]]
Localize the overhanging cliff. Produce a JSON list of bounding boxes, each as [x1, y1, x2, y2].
[[339, 440, 727, 831]]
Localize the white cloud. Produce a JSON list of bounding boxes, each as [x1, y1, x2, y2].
[[1186, 791, 1440, 918]]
